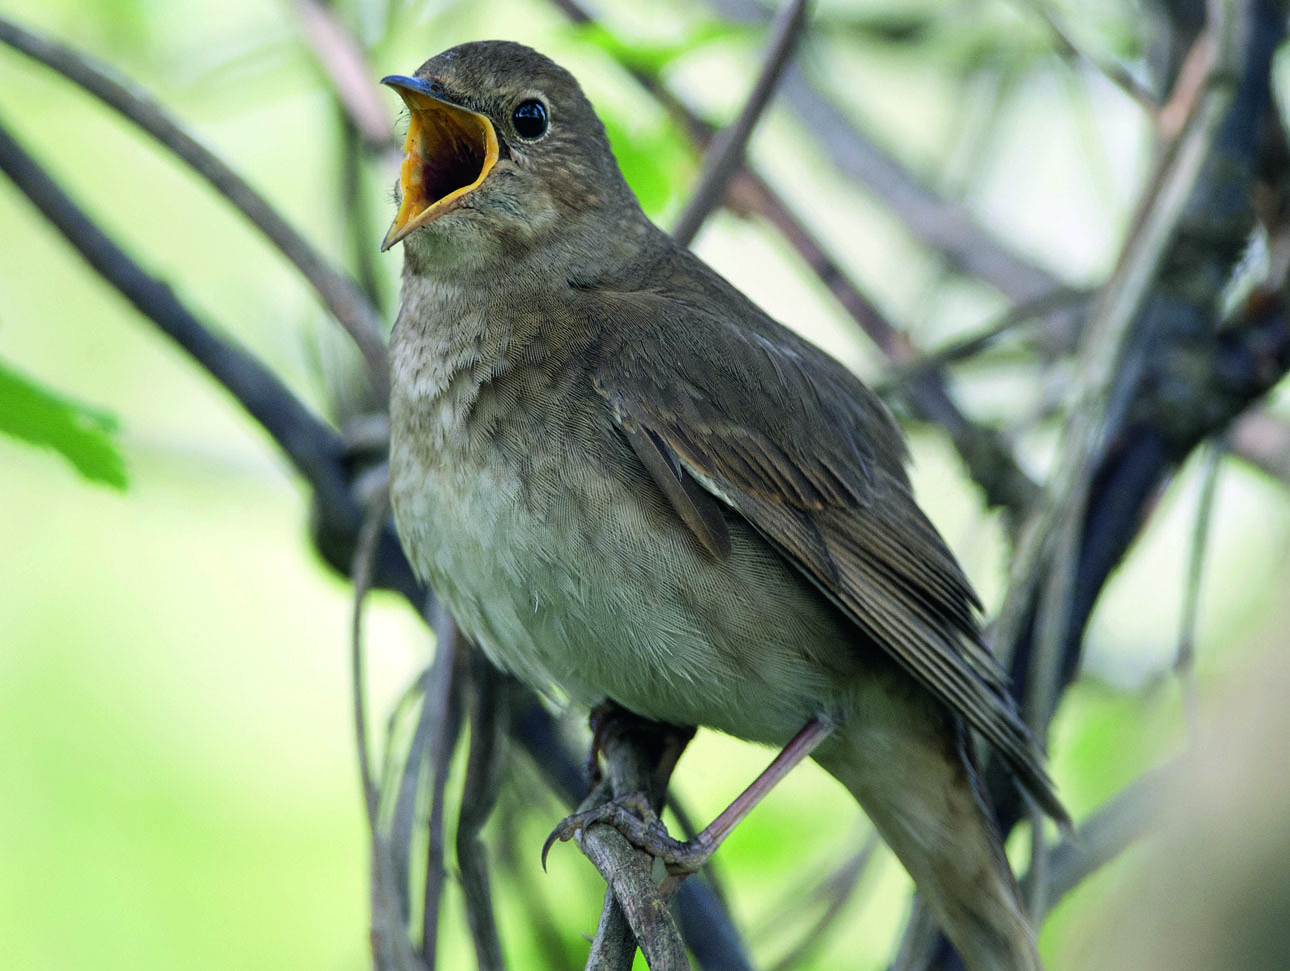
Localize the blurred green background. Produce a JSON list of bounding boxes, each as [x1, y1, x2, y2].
[[2, 0, 1289, 968]]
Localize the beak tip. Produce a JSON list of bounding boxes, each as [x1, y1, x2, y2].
[[382, 75, 432, 99], [380, 223, 404, 252]]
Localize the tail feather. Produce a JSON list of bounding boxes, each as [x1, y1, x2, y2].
[[814, 713, 1042, 971]]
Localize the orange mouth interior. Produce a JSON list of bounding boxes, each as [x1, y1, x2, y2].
[[381, 88, 499, 250]]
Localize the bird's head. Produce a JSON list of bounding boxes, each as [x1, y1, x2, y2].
[[380, 41, 644, 273]]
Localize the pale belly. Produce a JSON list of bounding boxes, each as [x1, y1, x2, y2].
[[389, 395, 864, 747]]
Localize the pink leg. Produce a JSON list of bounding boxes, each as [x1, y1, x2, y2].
[[547, 716, 836, 885], [679, 716, 835, 865]]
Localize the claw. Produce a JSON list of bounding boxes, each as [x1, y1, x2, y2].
[[539, 793, 661, 872], [540, 824, 563, 872]]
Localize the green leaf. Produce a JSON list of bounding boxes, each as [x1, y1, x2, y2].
[[0, 358, 128, 490], [562, 21, 736, 74], [601, 113, 693, 217]]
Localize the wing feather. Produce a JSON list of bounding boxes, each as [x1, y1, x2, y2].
[[590, 287, 1064, 821]]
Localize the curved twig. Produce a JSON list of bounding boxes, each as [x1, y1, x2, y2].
[[0, 15, 390, 399], [457, 654, 509, 971], [352, 479, 391, 827]]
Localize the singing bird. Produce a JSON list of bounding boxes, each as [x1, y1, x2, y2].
[[382, 40, 1063, 971]]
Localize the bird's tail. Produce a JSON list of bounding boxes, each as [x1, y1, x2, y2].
[[814, 716, 1041, 971]]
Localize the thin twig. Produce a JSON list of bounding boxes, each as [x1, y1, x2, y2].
[[701, 0, 1065, 304], [383, 666, 431, 925], [1019, 761, 1179, 916], [766, 836, 878, 971], [672, 0, 811, 246], [359, 495, 432, 971], [1176, 439, 1224, 740], [1014, 0, 1159, 111], [421, 605, 466, 968], [0, 15, 390, 400], [351, 478, 391, 828], [877, 288, 1090, 389], [291, 0, 398, 152], [457, 654, 509, 971]]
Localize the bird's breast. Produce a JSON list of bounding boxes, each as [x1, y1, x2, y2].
[[388, 318, 863, 744]]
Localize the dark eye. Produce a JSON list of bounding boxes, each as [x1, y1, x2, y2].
[[512, 99, 548, 139]]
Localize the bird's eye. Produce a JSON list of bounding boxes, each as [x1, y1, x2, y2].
[[512, 99, 548, 139]]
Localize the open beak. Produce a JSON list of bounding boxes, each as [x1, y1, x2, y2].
[[380, 76, 499, 251]]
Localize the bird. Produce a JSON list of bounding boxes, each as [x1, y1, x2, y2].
[[381, 39, 1064, 971]]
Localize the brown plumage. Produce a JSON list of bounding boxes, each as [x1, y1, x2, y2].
[[383, 40, 1063, 971]]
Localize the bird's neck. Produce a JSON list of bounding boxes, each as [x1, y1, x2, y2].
[[394, 206, 668, 362]]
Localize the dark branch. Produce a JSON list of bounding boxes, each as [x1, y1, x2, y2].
[[458, 655, 508, 971], [0, 15, 390, 399]]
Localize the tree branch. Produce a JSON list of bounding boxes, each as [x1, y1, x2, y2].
[[671, 0, 810, 246], [0, 15, 390, 399]]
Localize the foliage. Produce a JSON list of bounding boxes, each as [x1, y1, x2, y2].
[[0, 355, 127, 489]]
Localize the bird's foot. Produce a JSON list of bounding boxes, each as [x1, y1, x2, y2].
[[542, 793, 713, 876]]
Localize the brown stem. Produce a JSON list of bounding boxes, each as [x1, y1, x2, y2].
[[672, 0, 811, 246]]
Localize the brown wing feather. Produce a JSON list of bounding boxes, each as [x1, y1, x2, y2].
[[590, 285, 1065, 822], [621, 421, 731, 560]]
